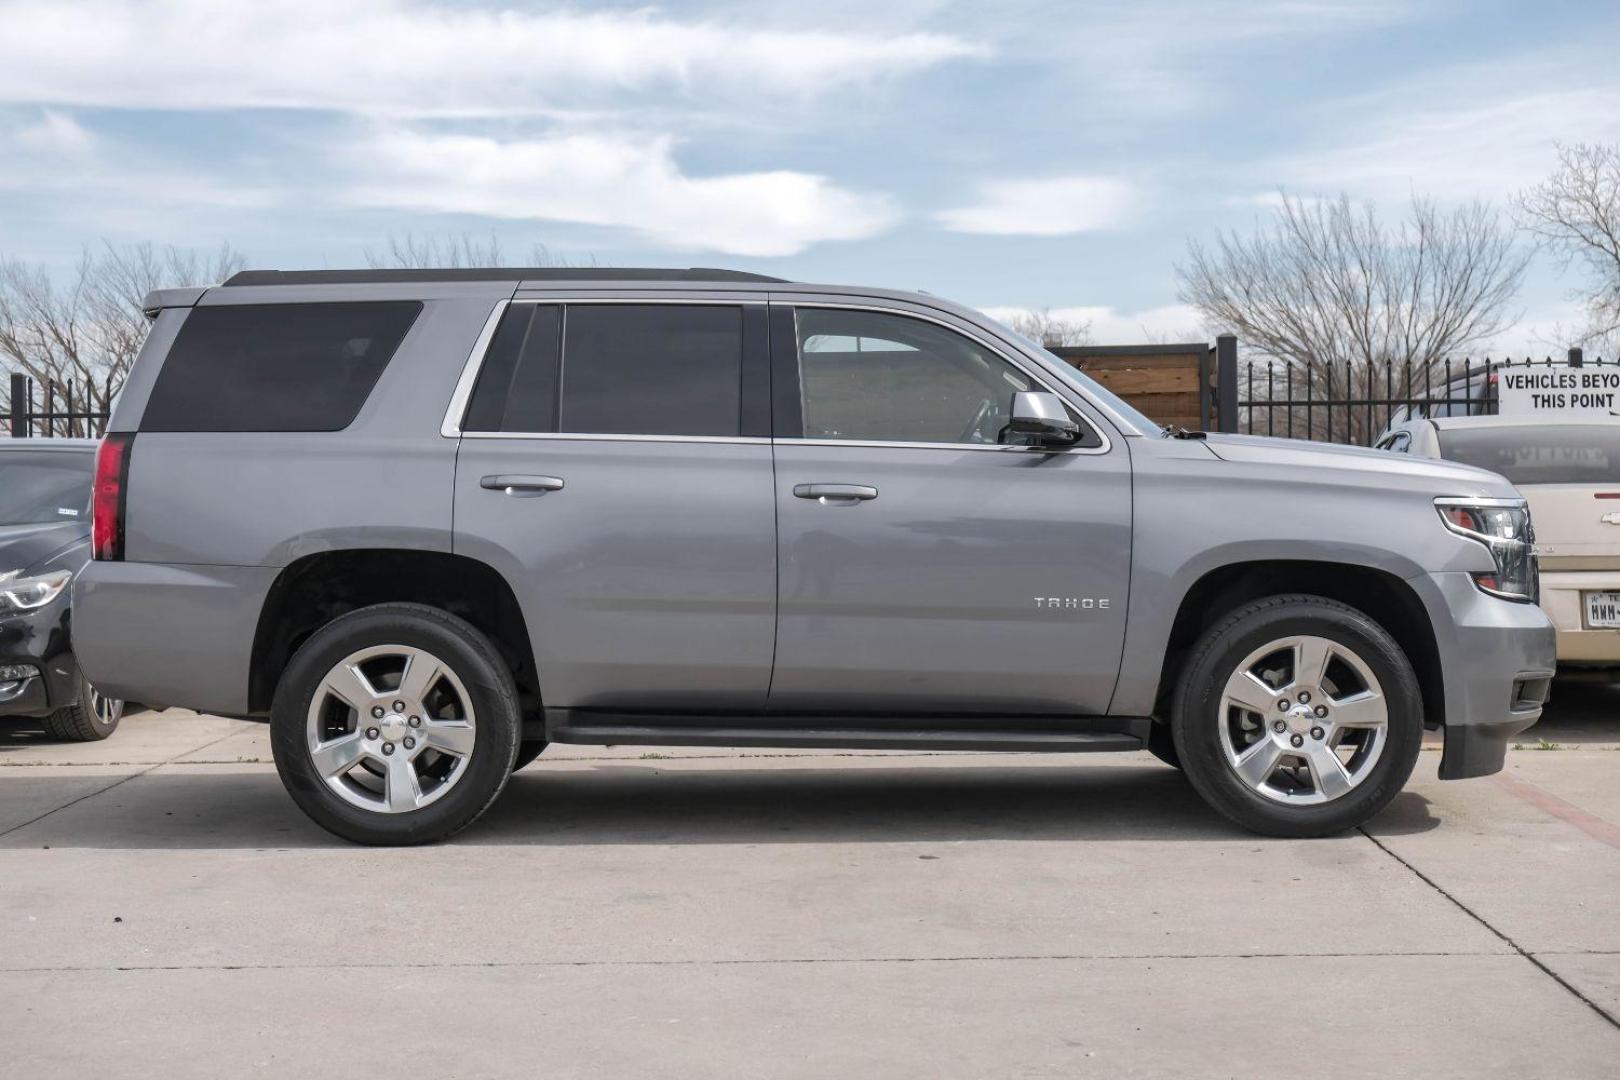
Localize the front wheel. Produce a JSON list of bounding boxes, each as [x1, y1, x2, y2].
[[270, 603, 521, 845], [42, 671, 124, 741], [1171, 595, 1423, 838]]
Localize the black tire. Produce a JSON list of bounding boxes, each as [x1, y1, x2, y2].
[[270, 603, 521, 846], [1171, 594, 1423, 838], [511, 739, 547, 772], [41, 671, 123, 742]]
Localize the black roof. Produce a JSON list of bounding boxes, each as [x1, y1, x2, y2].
[[223, 268, 788, 287]]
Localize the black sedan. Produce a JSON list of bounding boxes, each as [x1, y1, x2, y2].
[[0, 439, 123, 740]]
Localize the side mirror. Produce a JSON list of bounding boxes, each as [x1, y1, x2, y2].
[[1007, 391, 1079, 446]]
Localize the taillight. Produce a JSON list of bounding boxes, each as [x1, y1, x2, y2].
[[92, 433, 133, 562]]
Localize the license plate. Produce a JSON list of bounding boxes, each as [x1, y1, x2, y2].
[[1586, 591, 1620, 629]]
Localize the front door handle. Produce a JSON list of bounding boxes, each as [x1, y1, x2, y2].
[[481, 474, 565, 497], [793, 483, 878, 503]]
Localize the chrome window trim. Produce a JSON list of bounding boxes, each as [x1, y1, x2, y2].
[[441, 297, 764, 440], [441, 299, 510, 438], [779, 300, 1112, 456], [441, 295, 1112, 455], [458, 431, 770, 446]]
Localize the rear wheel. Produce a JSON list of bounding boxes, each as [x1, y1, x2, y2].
[[42, 672, 123, 742], [270, 603, 520, 845], [1171, 595, 1423, 838]]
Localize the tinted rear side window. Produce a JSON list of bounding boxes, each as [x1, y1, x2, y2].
[[463, 304, 562, 433], [564, 305, 741, 436], [463, 304, 743, 437], [142, 301, 421, 432]]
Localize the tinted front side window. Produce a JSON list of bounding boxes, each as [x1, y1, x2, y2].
[[796, 308, 1034, 444], [0, 453, 92, 525], [463, 304, 744, 437], [143, 302, 421, 432]]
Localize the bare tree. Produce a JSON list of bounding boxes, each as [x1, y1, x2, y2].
[[1515, 142, 1620, 354], [0, 242, 244, 402], [1002, 306, 1093, 348], [365, 233, 592, 270], [1177, 192, 1528, 439]]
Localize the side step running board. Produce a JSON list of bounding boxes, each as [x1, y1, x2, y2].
[[544, 717, 1145, 754]]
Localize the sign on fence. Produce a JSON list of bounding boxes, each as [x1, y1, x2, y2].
[[1496, 361, 1620, 418]]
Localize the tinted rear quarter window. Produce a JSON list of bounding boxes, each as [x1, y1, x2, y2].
[[142, 301, 421, 432]]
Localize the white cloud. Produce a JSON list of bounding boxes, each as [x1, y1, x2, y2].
[[0, 0, 980, 117], [13, 109, 94, 155], [0, 109, 274, 211], [983, 303, 1205, 345], [938, 176, 1138, 236], [341, 127, 897, 257], [1269, 62, 1620, 204], [955, 0, 1424, 118]]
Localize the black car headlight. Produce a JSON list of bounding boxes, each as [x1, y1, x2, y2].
[[1435, 498, 1537, 602], [0, 569, 73, 614]]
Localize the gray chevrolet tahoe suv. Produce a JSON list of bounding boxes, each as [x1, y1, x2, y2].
[[73, 268, 1556, 845]]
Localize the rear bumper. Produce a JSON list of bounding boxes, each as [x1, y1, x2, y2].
[[73, 561, 277, 716], [1539, 569, 1620, 666], [1409, 571, 1557, 780]]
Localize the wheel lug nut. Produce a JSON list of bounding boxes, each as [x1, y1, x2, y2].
[[1311, 727, 1325, 740], [1297, 691, 1312, 704], [371, 706, 385, 719], [382, 742, 395, 755], [1314, 705, 1328, 718], [1277, 699, 1290, 712], [393, 701, 405, 713], [403, 736, 415, 750], [1290, 734, 1304, 748], [408, 716, 421, 728], [1272, 720, 1287, 733], [365, 726, 379, 740]]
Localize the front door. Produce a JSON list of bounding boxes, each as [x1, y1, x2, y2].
[[767, 303, 1132, 715], [453, 299, 777, 711]]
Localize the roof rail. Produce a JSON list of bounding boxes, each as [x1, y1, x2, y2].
[[222, 268, 788, 287]]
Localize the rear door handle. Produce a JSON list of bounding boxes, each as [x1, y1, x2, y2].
[[481, 474, 565, 497], [793, 483, 878, 503]]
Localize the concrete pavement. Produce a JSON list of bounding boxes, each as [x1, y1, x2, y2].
[[2, 682, 1618, 1078]]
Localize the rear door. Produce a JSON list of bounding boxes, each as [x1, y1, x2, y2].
[[766, 301, 1133, 716], [451, 297, 777, 711]]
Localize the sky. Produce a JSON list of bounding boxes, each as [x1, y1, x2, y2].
[[2, 0, 1618, 351]]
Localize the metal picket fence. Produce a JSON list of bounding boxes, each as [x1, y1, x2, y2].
[[2, 373, 115, 439], [1229, 348, 1615, 446]]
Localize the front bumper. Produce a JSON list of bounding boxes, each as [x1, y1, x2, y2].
[[0, 600, 79, 718], [1539, 569, 1620, 667], [1409, 571, 1557, 780]]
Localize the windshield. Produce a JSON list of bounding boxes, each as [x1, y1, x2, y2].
[[0, 452, 94, 526], [1438, 426, 1620, 486]]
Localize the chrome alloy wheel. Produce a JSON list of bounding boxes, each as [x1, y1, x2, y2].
[[1218, 634, 1388, 805], [305, 644, 477, 814], [88, 684, 123, 729]]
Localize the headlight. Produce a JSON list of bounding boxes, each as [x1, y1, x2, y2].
[[1435, 498, 1537, 602], [0, 570, 73, 614]]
